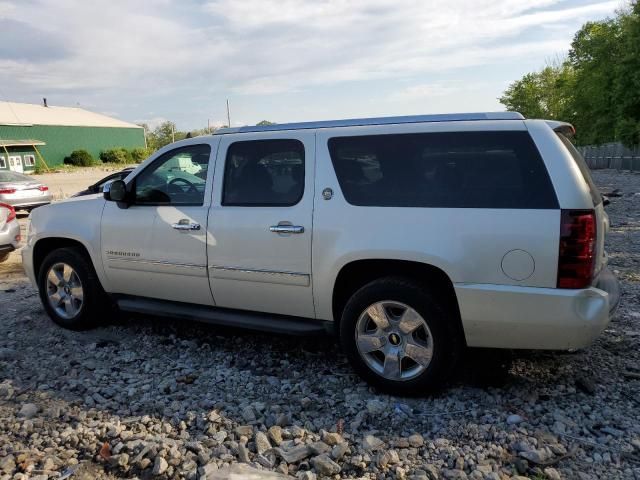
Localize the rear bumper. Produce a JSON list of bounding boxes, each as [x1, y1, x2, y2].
[[455, 268, 619, 350], [0, 219, 20, 261]]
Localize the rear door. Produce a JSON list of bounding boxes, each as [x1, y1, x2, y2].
[[207, 132, 315, 318]]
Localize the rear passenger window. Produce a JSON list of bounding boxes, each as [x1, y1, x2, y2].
[[223, 139, 305, 206], [328, 131, 558, 209]]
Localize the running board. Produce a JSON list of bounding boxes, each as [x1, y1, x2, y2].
[[115, 296, 332, 336]]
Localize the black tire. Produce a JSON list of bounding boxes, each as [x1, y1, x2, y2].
[[339, 277, 462, 395], [37, 247, 108, 330]]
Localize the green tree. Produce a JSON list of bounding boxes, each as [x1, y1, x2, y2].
[[568, 19, 622, 144], [500, 3, 640, 147], [256, 120, 276, 126], [499, 64, 575, 121], [614, 1, 640, 146]]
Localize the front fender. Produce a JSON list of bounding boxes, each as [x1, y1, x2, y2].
[[26, 198, 109, 290]]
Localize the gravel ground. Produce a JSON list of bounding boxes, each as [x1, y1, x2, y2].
[[0, 169, 639, 480]]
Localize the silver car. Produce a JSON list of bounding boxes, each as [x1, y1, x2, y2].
[[0, 171, 52, 211], [0, 203, 20, 263]]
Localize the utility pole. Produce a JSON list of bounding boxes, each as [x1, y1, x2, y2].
[[226, 99, 231, 127], [171, 123, 175, 143]]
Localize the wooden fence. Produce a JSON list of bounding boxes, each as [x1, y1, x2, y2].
[[578, 142, 640, 171]]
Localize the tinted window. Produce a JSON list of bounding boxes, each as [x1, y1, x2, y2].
[[556, 133, 602, 206], [135, 144, 210, 205], [223, 139, 304, 206], [328, 131, 558, 209]]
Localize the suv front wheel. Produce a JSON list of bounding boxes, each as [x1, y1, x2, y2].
[[37, 247, 107, 330], [340, 277, 461, 394]]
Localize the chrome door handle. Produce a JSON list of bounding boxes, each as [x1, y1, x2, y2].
[[172, 222, 201, 231], [270, 225, 304, 234]]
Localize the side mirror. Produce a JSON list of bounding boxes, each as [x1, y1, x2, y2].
[[104, 180, 128, 202], [602, 196, 610, 207]]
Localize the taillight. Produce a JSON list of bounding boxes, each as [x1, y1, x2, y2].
[[0, 203, 16, 223], [557, 209, 596, 289], [38, 185, 49, 192], [0, 188, 16, 194]]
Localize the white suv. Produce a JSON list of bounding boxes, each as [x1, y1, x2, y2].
[[22, 112, 620, 393]]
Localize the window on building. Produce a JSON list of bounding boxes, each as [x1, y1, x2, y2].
[[0, 156, 5, 169], [328, 131, 558, 209], [222, 139, 305, 206], [24, 155, 35, 167]]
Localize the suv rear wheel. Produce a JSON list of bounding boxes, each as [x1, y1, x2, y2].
[[37, 247, 107, 330], [340, 277, 461, 394]]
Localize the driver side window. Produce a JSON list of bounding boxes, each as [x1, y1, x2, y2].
[[134, 144, 211, 206]]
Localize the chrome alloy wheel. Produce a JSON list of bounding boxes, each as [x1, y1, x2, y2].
[[355, 301, 434, 381], [46, 262, 84, 320]]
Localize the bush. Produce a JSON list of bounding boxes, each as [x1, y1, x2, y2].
[[64, 149, 95, 167], [129, 147, 152, 163], [100, 148, 131, 164]]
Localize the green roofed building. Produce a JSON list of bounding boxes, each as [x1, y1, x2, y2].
[[0, 101, 145, 172]]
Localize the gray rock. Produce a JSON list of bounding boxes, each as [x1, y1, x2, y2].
[[310, 454, 341, 476], [544, 467, 562, 480], [506, 414, 524, 425], [207, 464, 288, 479], [198, 461, 218, 479], [297, 471, 317, 480], [274, 445, 312, 464], [519, 448, 549, 464], [331, 442, 349, 461], [254, 431, 271, 455], [366, 399, 387, 415], [238, 443, 251, 463], [378, 449, 400, 467], [242, 406, 256, 422], [268, 425, 284, 445], [408, 433, 424, 447], [424, 464, 440, 480], [321, 431, 343, 446], [18, 403, 38, 419], [361, 434, 384, 450], [309, 441, 331, 455], [442, 469, 468, 480], [152, 456, 168, 475]]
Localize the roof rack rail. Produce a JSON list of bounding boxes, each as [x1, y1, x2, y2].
[[213, 112, 525, 135]]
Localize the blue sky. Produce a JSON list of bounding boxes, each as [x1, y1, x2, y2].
[[0, 0, 622, 130]]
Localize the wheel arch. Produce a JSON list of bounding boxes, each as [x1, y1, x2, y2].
[[331, 258, 466, 345], [33, 237, 96, 280]]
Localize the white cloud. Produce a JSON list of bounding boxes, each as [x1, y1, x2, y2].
[[0, 0, 619, 127]]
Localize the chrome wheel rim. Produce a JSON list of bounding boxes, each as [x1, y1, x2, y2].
[[355, 301, 434, 381], [46, 262, 83, 320]]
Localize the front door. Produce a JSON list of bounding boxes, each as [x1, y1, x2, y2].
[[101, 142, 216, 305], [9, 156, 23, 173], [207, 133, 315, 318]]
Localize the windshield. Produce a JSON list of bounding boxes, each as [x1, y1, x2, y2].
[[0, 171, 31, 183], [556, 133, 602, 206]]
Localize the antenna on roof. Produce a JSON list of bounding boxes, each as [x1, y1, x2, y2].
[[43, 98, 48, 108]]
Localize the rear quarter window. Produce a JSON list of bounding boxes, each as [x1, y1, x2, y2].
[[556, 133, 602, 206], [328, 131, 559, 209]]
